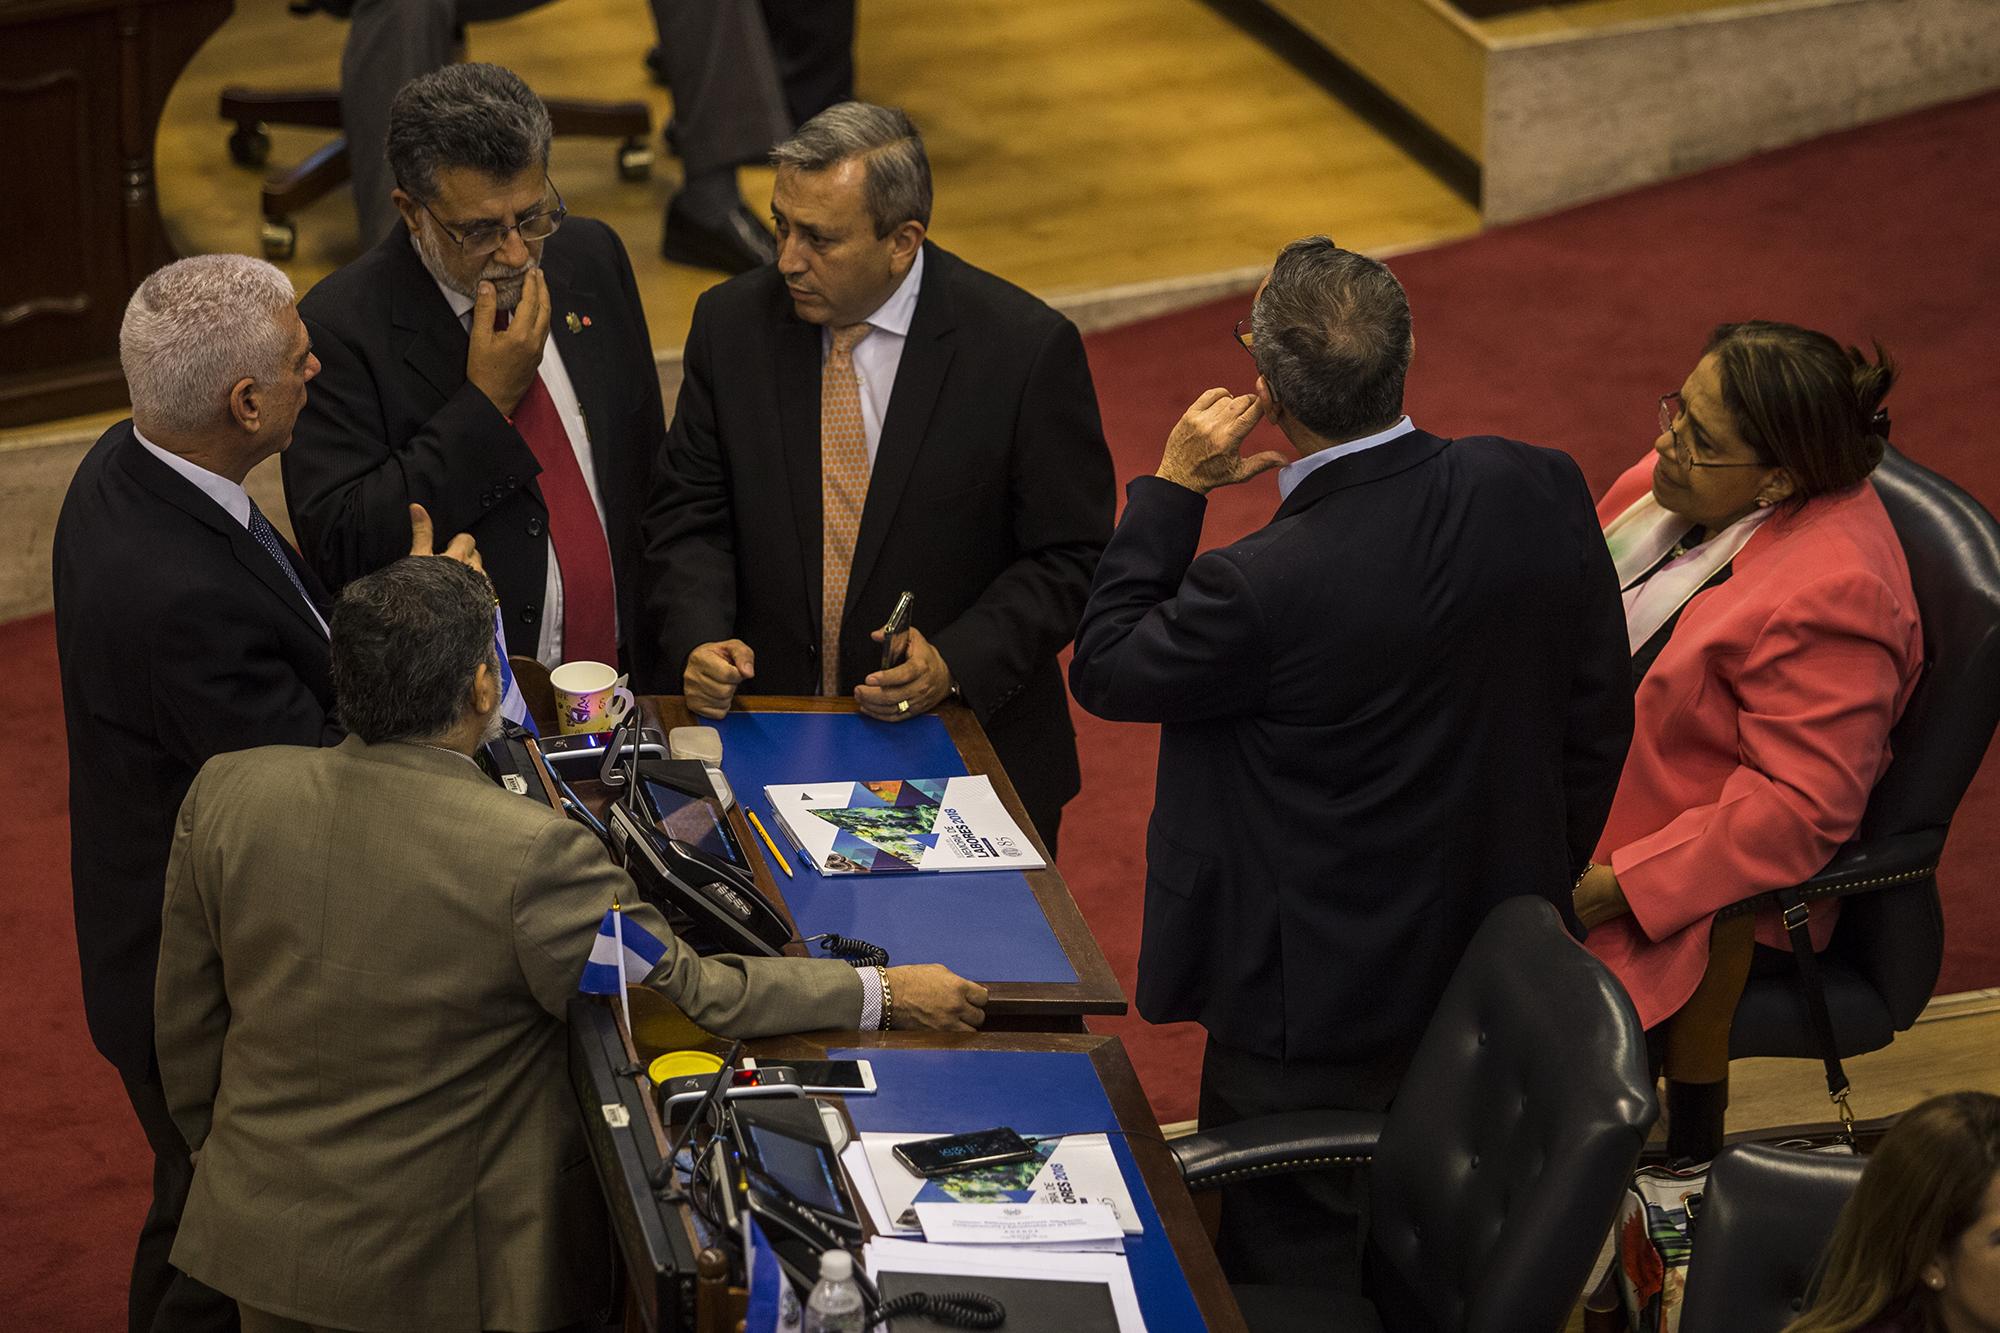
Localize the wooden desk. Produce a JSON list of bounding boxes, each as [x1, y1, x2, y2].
[[0, 0, 233, 425], [568, 999, 1243, 1332], [639, 695, 1127, 1027]]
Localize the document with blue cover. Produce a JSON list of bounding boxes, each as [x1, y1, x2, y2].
[[762, 776, 1045, 875], [844, 1132, 1142, 1237]]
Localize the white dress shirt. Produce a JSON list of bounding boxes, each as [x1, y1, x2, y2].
[[428, 254, 610, 667], [135, 426, 329, 637], [821, 248, 925, 467], [1275, 415, 1418, 502]]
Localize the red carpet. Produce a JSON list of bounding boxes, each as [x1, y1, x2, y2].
[[0, 612, 146, 1330], [5, 91, 1998, 1327]]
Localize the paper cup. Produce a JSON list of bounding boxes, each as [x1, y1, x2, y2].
[[550, 660, 634, 735]]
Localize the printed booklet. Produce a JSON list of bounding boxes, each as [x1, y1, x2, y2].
[[845, 1132, 1143, 1236], [761, 776, 1045, 874]]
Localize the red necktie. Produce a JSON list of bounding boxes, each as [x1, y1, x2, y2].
[[511, 375, 618, 666]]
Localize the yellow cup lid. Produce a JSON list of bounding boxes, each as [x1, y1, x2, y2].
[[648, 1049, 725, 1084]]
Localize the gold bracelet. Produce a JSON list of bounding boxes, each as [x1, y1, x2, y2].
[[1574, 861, 1596, 893], [877, 966, 894, 1031]]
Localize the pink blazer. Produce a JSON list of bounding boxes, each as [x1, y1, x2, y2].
[[1586, 456, 1923, 1029]]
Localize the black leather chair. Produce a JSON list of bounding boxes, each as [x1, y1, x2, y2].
[[1725, 445, 2000, 1070], [1170, 897, 1657, 1332], [1678, 1142, 1866, 1333]]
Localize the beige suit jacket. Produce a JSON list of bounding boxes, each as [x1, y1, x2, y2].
[[156, 736, 861, 1332]]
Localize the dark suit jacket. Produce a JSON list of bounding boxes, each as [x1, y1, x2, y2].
[[284, 218, 666, 680], [52, 422, 340, 1078], [642, 242, 1115, 836], [1069, 431, 1632, 1067]]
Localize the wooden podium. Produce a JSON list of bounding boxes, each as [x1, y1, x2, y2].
[[0, 0, 233, 427]]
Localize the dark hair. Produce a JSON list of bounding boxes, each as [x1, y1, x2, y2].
[[1249, 237, 1413, 441], [331, 558, 498, 744], [386, 63, 552, 200], [1704, 321, 1897, 506], [1790, 1091, 2000, 1333], [770, 101, 932, 237]]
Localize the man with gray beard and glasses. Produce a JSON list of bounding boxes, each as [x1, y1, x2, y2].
[[285, 63, 667, 683]]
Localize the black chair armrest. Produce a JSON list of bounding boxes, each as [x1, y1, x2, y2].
[[1713, 827, 1945, 922], [1170, 1109, 1387, 1192]]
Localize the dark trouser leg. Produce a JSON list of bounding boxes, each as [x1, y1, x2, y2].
[[120, 1069, 238, 1333], [1023, 797, 1061, 863], [1659, 911, 1757, 1164], [758, 0, 856, 127], [1196, 1038, 1406, 1290], [339, 0, 544, 246], [648, 0, 790, 177]]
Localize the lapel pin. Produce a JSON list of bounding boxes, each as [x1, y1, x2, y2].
[[564, 312, 583, 334]]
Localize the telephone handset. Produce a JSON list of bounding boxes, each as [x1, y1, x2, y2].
[[606, 758, 794, 958]]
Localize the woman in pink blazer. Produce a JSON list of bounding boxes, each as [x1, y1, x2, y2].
[[1573, 321, 1923, 1163]]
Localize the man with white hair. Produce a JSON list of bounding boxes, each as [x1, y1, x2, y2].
[[51, 254, 472, 1333]]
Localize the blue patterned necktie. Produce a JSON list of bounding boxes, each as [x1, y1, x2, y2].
[[247, 500, 319, 625]]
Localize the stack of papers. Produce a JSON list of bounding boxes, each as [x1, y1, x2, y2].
[[866, 1237, 1145, 1333], [838, 1131, 1152, 1330], [912, 1202, 1124, 1252], [841, 1132, 1143, 1240]]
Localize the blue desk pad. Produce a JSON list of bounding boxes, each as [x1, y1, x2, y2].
[[708, 712, 1076, 984], [833, 1047, 1207, 1331]]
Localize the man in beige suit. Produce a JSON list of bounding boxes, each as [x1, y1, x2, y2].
[[155, 556, 986, 1333]]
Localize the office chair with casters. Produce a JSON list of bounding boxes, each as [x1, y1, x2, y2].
[[219, 1, 653, 260], [1677, 1143, 1866, 1333], [1170, 896, 1658, 1333], [1716, 443, 2000, 1119]]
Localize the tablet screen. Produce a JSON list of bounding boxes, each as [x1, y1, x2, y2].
[[640, 777, 748, 868], [744, 1122, 851, 1220]]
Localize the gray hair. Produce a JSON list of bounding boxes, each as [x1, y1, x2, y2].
[[386, 63, 552, 201], [119, 255, 297, 435], [331, 557, 500, 745], [1250, 237, 1414, 441], [771, 101, 931, 237]]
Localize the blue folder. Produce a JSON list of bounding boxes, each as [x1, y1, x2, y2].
[[709, 712, 1077, 984], [833, 1046, 1207, 1331]]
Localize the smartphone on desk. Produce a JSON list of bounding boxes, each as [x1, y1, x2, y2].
[[741, 1057, 876, 1096], [892, 1126, 1037, 1178], [879, 591, 914, 672]]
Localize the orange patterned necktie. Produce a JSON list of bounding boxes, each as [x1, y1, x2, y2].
[[820, 322, 874, 694]]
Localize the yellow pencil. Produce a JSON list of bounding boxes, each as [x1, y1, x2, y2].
[[746, 809, 793, 878]]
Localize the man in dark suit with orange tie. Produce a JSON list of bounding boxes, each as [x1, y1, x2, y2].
[[284, 63, 665, 681], [642, 102, 1114, 850]]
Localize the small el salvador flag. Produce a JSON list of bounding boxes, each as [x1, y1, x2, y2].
[[578, 906, 669, 994], [493, 605, 538, 735], [743, 1216, 804, 1332]]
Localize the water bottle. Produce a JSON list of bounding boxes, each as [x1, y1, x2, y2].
[[803, 1248, 865, 1332]]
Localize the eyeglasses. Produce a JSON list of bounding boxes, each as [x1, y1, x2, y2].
[[1658, 392, 1767, 471], [1232, 319, 1255, 356], [417, 179, 567, 259]]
